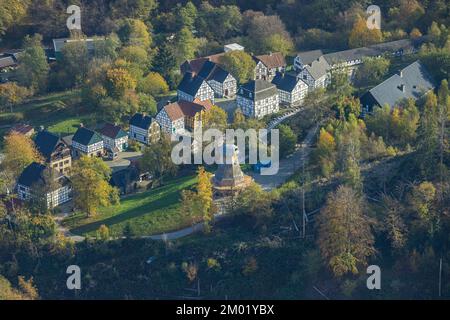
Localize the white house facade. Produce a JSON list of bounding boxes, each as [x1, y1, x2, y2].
[[254, 52, 286, 82], [156, 107, 185, 135], [197, 61, 237, 98], [17, 162, 72, 209], [237, 80, 279, 119], [129, 113, 160, 145], [178, 72, 215, 103], [98, 123, 129, 152], [71, 127, 104, 158], [272, 72, 309, 107]]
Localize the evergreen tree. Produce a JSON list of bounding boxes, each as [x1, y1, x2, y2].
[[16, 34, 49, 92]]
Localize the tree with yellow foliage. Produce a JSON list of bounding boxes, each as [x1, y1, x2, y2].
[[96, 224, 110, 241], [410, 181, 438, 235], [138, 72, 169, 96], [348, 16, 383, 48], [202, 105, 228, 132], [1, 132, 42, 184], [0, 275, 39, 300], [316, 128, 336, 178], [196, 166, 216, 233], [106, 67, 137, 98], [117, 18, 152, 48], [180, 167, 216, 233], [0, 83, 30, 112], [0, 0, 29, 35], [71, 156, 119, 217]]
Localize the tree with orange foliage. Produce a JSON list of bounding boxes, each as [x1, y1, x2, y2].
[[348, 16, 383, 48], [316, 128, 337, 178], [317, 185, 375, 277]]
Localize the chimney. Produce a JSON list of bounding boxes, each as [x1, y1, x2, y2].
[[79, 123, 84, 128], [398, 84, 406, 92], [399, 70, 403, 77], [269, 52, 273, 56]]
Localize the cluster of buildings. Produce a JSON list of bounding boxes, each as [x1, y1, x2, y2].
[[6, 36, 437, 211], [179, 47, 306, 119]]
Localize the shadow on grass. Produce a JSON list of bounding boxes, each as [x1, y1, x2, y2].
[[70, 191, 179, 235], [68, 176, 196, 235]]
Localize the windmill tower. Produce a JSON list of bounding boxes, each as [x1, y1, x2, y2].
[[212, 144, 253, 196]]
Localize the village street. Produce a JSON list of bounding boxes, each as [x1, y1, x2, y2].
[[55, 109, 318, 242]]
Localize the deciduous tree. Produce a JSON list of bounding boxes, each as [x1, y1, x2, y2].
[[138, 72, 169, 96], [140, 135, 177, 186], [1, 132, 41, 182], [317, 185, 375, 276], [348, 16, 383, 48], [219, 51, 256, 84], [202, 105, 228, 132], [71, 156, 119, 217], [0, 83, 30, 112]]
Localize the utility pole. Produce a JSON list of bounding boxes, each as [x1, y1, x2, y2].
[[301, 160, 306, 238], [439, 256, 443, 298]]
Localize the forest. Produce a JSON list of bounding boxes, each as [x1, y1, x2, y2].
[[0, 0, 449, 300]]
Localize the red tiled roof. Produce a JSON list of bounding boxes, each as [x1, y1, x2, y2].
[[164, 99, 213, 121], [255, 52, 286, 69], [182, 52, 227, 75], [193, 98, 213, 112], [98, 123, 126, 139], [9, 124, 34, 135], [178, 101, 204, 118], [163, 102, 185, 121]]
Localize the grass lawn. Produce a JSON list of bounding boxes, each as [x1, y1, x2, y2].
[[46, 114, 94, 136], [63, 175, 199, 237], [0, 89, 97, 141]]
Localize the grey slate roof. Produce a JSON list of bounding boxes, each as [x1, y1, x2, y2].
[[0, 56, 16, 69], [305, 56, 330, 80], [17, 162, 67, 188], [72, 127, 103, 146], [272, 72, 301, 92], [237, 80, 278, 101], [178, 72, 208, 96], [197, 61, 230, 83], [34, 131, 63, 160], [323, 38, 424, 66], [365, 61, 435, 108], [296, 50, 323, 66], [17, 162, 47, 187], [53, 38, 102, 53], [129, 113, 154, 130]]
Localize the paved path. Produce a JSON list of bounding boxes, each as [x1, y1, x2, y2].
[[104, 151, 142, 172], [267, 106, 303, 130], [249, 123, 318, 190], [61, 109, 318, 242], [146, 122, 319, 240]]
